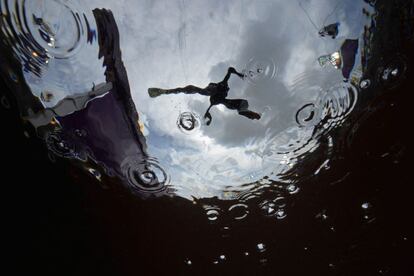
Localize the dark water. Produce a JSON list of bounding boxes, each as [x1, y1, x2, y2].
[[1, 0, 413, 275]]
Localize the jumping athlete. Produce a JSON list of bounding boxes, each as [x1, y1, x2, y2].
[[148, 67, 261, 125]]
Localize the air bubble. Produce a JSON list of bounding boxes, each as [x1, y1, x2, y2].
[[257, 243, 266, 252], [361, 202, 371, 209], [177, 112, 200, 134], [221, 226, 231, 238], [260, 201, 276, 216], [228, 203, 249, 220], [185, 259, 192, 266], [295, 103, 320, 127], [275, 209, 287, 219], [359, 79, 371, 89], [316, 210, 328, 220], [286, 184, 299, 194], [206, 209, 220, 221]]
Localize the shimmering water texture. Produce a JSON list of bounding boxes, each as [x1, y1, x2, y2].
[[0, 0, 105, 109], [0, 0, 409, 201], [1, 0, 413, 274], [0, 0, 170, 198]]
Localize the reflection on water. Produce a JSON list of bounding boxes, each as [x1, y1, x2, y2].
[[1, 0, 413, 274], [1, 1, 170, 197], [1, 0, 367, 199], [0, 0, 105, 109]]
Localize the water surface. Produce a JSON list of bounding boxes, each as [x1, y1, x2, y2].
[[1, 0, 413, 275]]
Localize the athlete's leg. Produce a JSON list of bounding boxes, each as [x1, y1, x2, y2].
[[148, 85, 209, 98], [222, 99, 261, 120]]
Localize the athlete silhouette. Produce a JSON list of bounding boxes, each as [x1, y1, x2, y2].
[[148, 67, 261, 125]]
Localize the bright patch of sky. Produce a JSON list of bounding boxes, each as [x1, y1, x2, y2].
[[82, 0, 367, 199]]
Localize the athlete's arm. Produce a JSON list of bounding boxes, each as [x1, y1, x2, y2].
[[222, 67, 245, 83]]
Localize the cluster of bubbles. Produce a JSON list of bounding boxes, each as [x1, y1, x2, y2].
[[204, 203, 250, 222], [377, 55, 407, 89], [259, 196, 287, 219], [185, 241, 268, 266], [193, 201, 381, 268], [202, 182, 300, 222], [361, 201, 376, 222]]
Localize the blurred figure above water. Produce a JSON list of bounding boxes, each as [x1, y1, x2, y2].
[[318, 22, 340, 39], [318, 39, 359, 81]]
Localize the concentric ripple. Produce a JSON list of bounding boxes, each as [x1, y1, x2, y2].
[[295, 103, 320, 127], [0, 0, 91, 76], [122, 157, 170, 196], [25, 0, 84, 58], [177, 111, 200, 134], [45, 130, 78, 159], [243, 57, 278, 84], [296, 83, 358, 130]]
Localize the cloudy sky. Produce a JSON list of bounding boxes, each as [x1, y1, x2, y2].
[[53, 0, 370, 198]]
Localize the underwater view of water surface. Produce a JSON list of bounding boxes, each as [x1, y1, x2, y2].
[[1, 0, 413, 275]]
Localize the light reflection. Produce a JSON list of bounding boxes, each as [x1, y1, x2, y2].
[[318, 52, 341, 69], [257, 243, 266, 252], [0, 0, 369, 200], [80, 0, 366, 199], [1, 0, 411, 273]]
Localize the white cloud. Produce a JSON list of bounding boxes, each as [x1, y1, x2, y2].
[[81, 0, 364, 199]]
